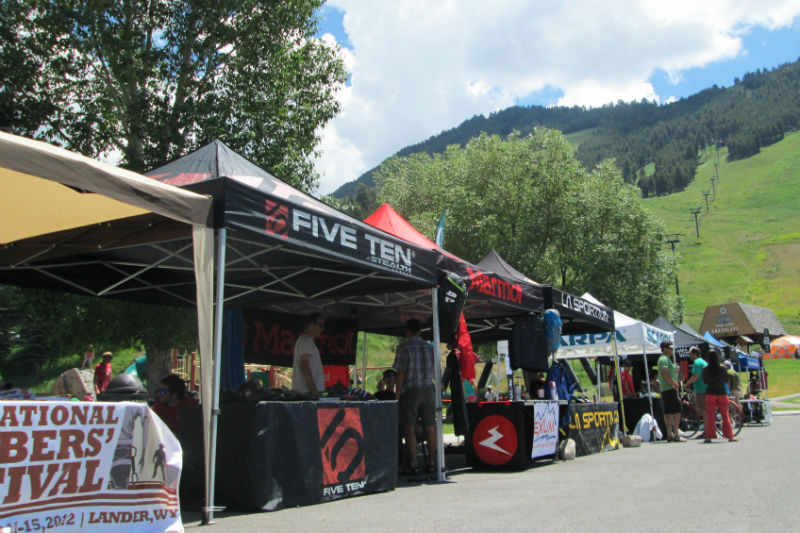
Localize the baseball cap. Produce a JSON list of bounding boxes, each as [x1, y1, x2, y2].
[[660, 340, 673, 350]]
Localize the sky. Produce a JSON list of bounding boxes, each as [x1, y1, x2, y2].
[[310, 1, 800, 196]]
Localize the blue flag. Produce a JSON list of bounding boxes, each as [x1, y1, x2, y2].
[[435, 210, 446, 247]]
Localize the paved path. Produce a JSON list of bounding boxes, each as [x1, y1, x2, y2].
[[184, 415, 800, 532], [770, 392, 800, 409]]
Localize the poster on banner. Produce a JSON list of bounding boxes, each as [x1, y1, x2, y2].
[[0, 401, 182, 533], [532, 402, 558, 458], [243, 309, 358, 366]]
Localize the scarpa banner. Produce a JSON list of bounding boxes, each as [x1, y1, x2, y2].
[[567, 402, 620, 457], [0, 401, 182, 533], [532, 401, 558, 458]]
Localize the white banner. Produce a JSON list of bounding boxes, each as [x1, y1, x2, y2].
[[532, 401, 559, 458], [0, 401, 183, 533]]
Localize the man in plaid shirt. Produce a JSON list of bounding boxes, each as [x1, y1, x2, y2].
[[393, 318, 437, 474]]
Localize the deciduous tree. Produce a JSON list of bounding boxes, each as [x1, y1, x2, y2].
[[375, 129, 681, 321], [0, 0, 346, 191]]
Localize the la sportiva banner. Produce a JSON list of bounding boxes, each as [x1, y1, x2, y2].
[[242, 309, 358, 366], [0, 401, 182, 533], [567, 402, 620, 457]]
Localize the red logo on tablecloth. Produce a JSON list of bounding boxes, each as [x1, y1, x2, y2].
[[473, 414, 518, 466], [265, 200, 289, 239], [318, 408, 365, 485]]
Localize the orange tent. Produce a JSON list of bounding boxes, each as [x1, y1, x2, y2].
[[767, 335, 800, 359]]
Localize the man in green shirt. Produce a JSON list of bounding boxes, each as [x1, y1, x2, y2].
[[657, 340, 684, 442]]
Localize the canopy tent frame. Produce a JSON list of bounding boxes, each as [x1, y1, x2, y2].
[[556, 294, 674, 429], [2, 139, 457, 521], [0, 131, 217, 524]]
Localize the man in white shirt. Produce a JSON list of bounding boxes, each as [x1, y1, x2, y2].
[[484, 385, 499, 401], [292, 314, 326, 398]]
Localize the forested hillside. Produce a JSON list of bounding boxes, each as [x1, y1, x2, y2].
[[333, 58, 800, 200], [644, 130, 800, 333]]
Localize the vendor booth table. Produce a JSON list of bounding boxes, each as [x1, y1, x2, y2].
[[465, 400, 560, 470], [179, 400, 397, 511], [621, 397, 667, 439], [741, 398, 772, 426], [567, 402, 621, 455]]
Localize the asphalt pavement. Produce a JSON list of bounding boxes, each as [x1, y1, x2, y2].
[[184, 412, 800, 532]]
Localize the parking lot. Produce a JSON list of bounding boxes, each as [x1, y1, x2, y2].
[[184, 412, 800, 532]]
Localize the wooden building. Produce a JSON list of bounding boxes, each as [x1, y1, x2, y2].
[[699, 302, 786, 345], [700, 302, 786, 344]]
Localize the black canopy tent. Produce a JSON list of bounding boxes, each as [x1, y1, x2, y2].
[[1, 140, 451, 520], [476, 250, 615, 335], [652, 316, 708, 359], [363, 206, 548, 342]]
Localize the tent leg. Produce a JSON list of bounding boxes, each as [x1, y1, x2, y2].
[[431, 287, 445, 482], [361, 331, 368, 390], [611, 336, 628, 436], [203, 228, 227, 524]]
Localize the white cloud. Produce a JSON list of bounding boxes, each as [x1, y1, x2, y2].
[[314, 0, 800, 194]]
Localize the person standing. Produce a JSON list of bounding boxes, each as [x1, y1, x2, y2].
[[702, 349, 738, 442], [152, 373, 198, 435], [291, 314, 326, 399], [484, 384, 499, 401], [81, 344, 95, 370], [94, 351, 113, 395], [619, 359, 637, 399], [725, 360, 742, 402], [393, 318, 437, 474], [683, 346, 708, 437], [657, 340, 685, 442]]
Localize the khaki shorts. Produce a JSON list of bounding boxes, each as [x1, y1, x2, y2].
[[399, 386, 436, 427]]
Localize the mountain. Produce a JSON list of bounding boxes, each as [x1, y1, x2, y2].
[[643, 129, 800, 334], [331, 58, 800, 199]]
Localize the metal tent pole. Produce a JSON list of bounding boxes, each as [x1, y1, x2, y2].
[[431, 287, 445, 482], [361, 331, 368, 391], [643, 325, 655, 420], [611, 335, 628, 436], [203, 228, 226, 524]]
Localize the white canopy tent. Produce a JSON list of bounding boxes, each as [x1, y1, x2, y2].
[[555, 293, 674, 424], [0, 132, 217, 523], [557, 294, 674, 359]]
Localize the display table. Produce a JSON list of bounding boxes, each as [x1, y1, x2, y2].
[[180, 400, 398, 511], [465, 400, 560, 470], [740, 398, 772, 426], [621, 396, 667, 440], [567, 402, 620, 455]]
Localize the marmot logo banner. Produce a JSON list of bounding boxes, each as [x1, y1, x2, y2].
[[264, 199, 289, 238], [317, 407, 366, 498]]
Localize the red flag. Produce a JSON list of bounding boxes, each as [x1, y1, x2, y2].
[[456, 314, 476, 381]]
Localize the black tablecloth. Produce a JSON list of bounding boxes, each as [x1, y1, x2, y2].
[[180, 400, 398, 511], [567, 402, 620, 456], [465, 400, 560, 470], [621, 397, 666, 440]]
